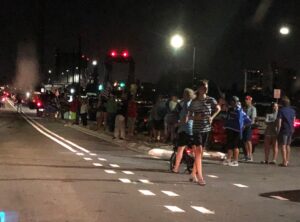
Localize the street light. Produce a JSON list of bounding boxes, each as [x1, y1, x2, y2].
[[170, 34, 184, 49], [92, 60, 98, 66], [170, 33, 196, 88], [48, 69, 52, 74], [279, 26, 290, 35]]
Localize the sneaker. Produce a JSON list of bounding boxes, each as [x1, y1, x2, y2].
[[223, 160, 231, 166], [269, 160, 276, 165], [247, 157, 253, 162], [229, 161, 239, 167], [241, 156, 248, 161]]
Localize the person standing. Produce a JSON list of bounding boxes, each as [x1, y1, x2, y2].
[[172, 88, 195, 173], [261, 102, 278, 164], [127, 96, 137, 136], [277, 96, 295, 167], [80, 99, 88, 127], [243, 96, 257, 161], [223, 96, 251, 167], [106, 95, 118, 132], [187, 80, 220, 186], [96, 96, 107, 130], [15, 93, 23, 113], [165, 95, 180, 143], [113, 101, 126, 140]]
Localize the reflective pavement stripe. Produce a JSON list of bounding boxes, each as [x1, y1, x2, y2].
[[207, 174, 219, 178], [89, 153, 97, 156], [83, 157, 92, 161], [104, 170, 116, 174], [164, 206, 185, 213], [139, 179, 153, 184], [119, 178, 131, 183], [191, 206, 215, 214], [76, 152, 84, 156], [93, 163, 103, 167], [161, 191, 179, 197], [138, 190, 156, 196], [122, 171, 134, 175], [233, 183, 249, 188], [109, 164, 120, 168], [98, 158, 107, 161]]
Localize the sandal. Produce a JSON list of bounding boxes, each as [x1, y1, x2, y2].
[[279, 163, 288, 167], [189, 175, 198, 183], [198, 179, 206, 186]]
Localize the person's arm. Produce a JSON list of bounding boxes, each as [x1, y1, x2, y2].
[[210, 98, 221, 123]]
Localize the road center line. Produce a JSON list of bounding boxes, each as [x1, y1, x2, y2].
[[164, 206, 185, 213], [191, 206, 215, 214], [139, 179, 153, 184], [119, 178, 131, 183], [93, 163, 103, 167], [161, 191, 179, 197], [122, 171, 134, 175], [109, 164, 120, 168], [105, 170, 116, 174], [83, 157, 92, 161], [138, 190, 156, 196]]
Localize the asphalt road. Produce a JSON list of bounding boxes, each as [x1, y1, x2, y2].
[[0, 102, 300, 222]]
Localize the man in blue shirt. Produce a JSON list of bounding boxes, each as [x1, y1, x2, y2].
[[277, 96, 295, 167]]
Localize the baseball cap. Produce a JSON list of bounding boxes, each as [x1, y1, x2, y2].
[[231, 96, 239, 103], [245, 95, 252, 101]]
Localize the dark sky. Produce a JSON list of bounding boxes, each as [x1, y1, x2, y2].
[[0, 0, 299, 87]]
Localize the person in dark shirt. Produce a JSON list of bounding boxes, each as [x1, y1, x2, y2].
[[277, 96, 295, 167]]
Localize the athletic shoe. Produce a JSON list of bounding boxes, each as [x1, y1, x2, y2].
[[223, 160, 231, 166], [229, 161, 239, 167]]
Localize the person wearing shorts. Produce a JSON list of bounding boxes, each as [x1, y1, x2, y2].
[[277, 96, 295, 167], [262, 102, 278, 164], [188, 80, 220, 185], [224, 96, 251, 167], [172, 88, 195, 173]]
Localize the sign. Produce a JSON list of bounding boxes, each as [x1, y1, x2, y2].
[[273, 89, 281, 99]]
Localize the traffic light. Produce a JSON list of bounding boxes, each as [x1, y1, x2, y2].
[[107, 50, 130, 63], [98, 84, 104, 91], [120, 82, 125, 88]]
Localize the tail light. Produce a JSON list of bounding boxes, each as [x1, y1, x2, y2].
[[186, 148, 192, 155], [1, 97, 5, 102], [294, 119, 300, 128], [37, 101, 42, 107]]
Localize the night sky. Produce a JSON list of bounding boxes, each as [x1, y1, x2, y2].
[[0, 0, 299, 88]]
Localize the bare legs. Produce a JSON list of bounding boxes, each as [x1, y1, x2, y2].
[[281, 144, 290, 166], [264, 136, 278, 163], [173, 146, 185, 172], [245, 140, 252, 160], [191, 145, 205, 185]]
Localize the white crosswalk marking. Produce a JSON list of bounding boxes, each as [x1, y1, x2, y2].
[[233, 183, 249, 188], [98, 158, 107, 161], [83, 157, 92, 161], [207, 174, 219, 178], [109, 164, 120, 168], [139, 179, 153, 184], [119, 178, 131, 183], [105, 170, 116, 174], [122, 171, 134, 175], [76, 152, 84, 156], [138, 190, 156, 196], [164, 206, 185, 213], [161, 191, 179, 197], [93, 163, 103, 167], [191, 206, 215, 214], [89, 153, 97, 156], [270, 196, 289, 201]]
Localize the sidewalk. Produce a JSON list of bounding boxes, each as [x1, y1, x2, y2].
[[66, 121, 226, 161]]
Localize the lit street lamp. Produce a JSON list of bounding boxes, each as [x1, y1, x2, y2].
[[170, 34, 184, 49], [170, 34, 197, 88], [48, 69, 52, 74], [279, 26, 290, 35], [92, 60, 98, 66]]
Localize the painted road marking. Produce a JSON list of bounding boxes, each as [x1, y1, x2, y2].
[[76, 152, 85, 156], [83, 157, 92, 161], [119, 178, 131, 183], [161, 191, 179, 197], [164, 206, 185, 213], [207, 174, 219, 178], [139, 190, 156, 196], [122, 171, 134, 175], [109, 164, 120, 168], [93, 163, 103, 167], [139, 179, 153, 184], [191, 206, 215, 214], [89, 153, 97, 156], [105, 170, 116, 174], [270, 196, 289, 201], [98, 158, 107, 161], [233, 183, 249, 188]]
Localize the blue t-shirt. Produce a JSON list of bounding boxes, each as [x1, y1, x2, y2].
[[277, 106, 295, 135], [178, 100, 193, 135]]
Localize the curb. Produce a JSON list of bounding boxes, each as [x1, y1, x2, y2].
[[66, 124, 226, 161]]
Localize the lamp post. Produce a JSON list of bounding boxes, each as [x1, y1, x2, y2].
[[170, 34, 197, 88]]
